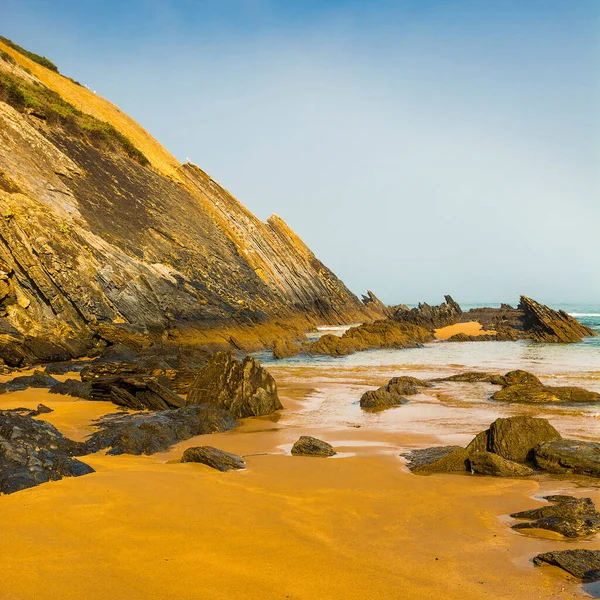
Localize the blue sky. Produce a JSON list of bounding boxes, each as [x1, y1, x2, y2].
[[2, 0, 599, 304]]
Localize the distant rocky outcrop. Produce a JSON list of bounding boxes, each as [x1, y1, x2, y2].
[[181, 446, 246, 471], [291, 436, 336, 457], [394, 295, 462, 330], [186, 352, 282, 418], [86, 405, 238, 455], [0, 408, 92, 494]]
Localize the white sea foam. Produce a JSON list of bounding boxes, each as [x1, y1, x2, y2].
[[569, 313, 600, 317]]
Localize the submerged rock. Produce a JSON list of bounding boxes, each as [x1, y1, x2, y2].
[[469, 452, 534, 477], [187, 352, 282, 418], [433, 371, 507, 385], [85, 404, 238, 455], [403, 446, 469, 474], [534, 439, 600, 478], [291, 436, 336, 457], [533, 550, 600, 581], [181, 446, 246, 471], [49, 379, 93, 400], [0, 409, 92, 494], [512, 497, 600, 538]]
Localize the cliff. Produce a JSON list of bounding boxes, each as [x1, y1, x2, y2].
[[0, 38, 374, 353]]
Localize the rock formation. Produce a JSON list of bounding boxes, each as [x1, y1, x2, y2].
[[291, 436, 336, 457], [468, 452, 534, 477], [360, 376, 429, 410], [534, 439, 600, 477], [186, 352, 282, 418], [49, 379, 93, 399], [89, 376, 186, 410], [181, 446, 246, 471], [402, 446, 470, 473], [533, 550, 600, 581], [394, 295, 462, 330]]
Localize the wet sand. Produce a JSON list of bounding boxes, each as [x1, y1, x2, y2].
[[435, 321, 496, 339], [1, 367, 599, 599]]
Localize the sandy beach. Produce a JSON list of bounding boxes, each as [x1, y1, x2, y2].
[[1, 360, 599, 600]]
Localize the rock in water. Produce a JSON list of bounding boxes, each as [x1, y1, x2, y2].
[[186, 352, 282, 418], [519, 296, 597, 343], [291, 436, 336, 457], [360, 376, 429, 409], [403, 446, 469, 473], [0, 409, 92, 494], [486, 416, 562, 463], [433, 371, 507, 385], [533, 550, 600, 581], [469, 452, 534, 477], [85, 405, 238, 455], [511, 497, 600, 538], [181, 446, 246, 471], [534, 439, 600, 477], [394, 295, 462, 330]]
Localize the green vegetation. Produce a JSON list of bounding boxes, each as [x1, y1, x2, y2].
[[0, 49, 16, 65], [0, 37, 59, 72], [58, 223, 70, 234], [0, 71, 149, 166]]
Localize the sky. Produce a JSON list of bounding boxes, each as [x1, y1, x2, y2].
[[2, 0, 599, 305]]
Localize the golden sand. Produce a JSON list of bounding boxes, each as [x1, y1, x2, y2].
[[0, 369, 597, 600], [435, 321, 496, 340]]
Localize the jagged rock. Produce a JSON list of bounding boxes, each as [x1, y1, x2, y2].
[[272, 339, 302, 359], [49, 379, 93, 400], [44, 361, 88, 375], [291, 436, 336, 457], [186, 352, 282, 418], [519, 296, 597, 343], [533, 550, 600, 581], [181, 446, 245, 471], [306, 320, 433, 357], [534, 439, 600, 477], [0, 408, 92, 494], [403, 446, 469, 473], [90, 376, 186, 410], [447, 333, 498, 342], [511, 497, 600, 538], [394, 295, 462, 330], [469, 452, 534, 477], [85, 404, 238, 455], [4, 374, 59, 392], [433, 371, 506, 385], [486, 416, 562, 463], [360, 376, 428, 410], [361, 291, 392, 317], [35, 403, 53, 414]]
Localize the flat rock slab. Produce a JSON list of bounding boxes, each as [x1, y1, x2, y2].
[[469, 451, 534, 477], [512, 497, 600, 538], [4, 374, 59, 392], [403, 446, 469, 474], [534, 550, 600, 581], [291, 436, 336, 457], [535, 439, 600, 478], [181, 446, 245, 471]]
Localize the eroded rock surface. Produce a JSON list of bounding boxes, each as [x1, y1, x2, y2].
[[534, 440, 600, 477], [469, 452, 534, 477], [90, 376, 186, 410], [291, 436, 336, 457], [403, 446, 469, 474], [181, 446, 246, 471], [533, 550, 600, 581]]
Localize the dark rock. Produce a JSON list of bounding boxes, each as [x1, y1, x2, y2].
[[393, 295, 462, 330], [22, 336, 73, 363], [533, 550, 600, 581], [80, 361, 146, 381], [291, 436, 336, 457], [187, 352, 282, 418], [486, 416, 562, 463], [0, 409, 92, 494], [360, 376, 428, 410], [469, 451, 534, 477], [0, 341, 28, 367], [504, 370, 541, 386], [85, 404, 238, 455], [447, 333, 498, 342], [534, 439, 600, 477], [519, 296, 597, 343], [181, 446, 245, 471], [60, 338, 93, 359], [403, 446, 469, 473], [97, 344, 140, 363], [434, 371, 506, 385], [44, 361, 88, 375], [4, 374, 59, 392], [35, 403, 53, 414], [466, 431, 489, 455], [49, 379, 93, 400], [544, 494, 578, 503], [492, 382, 600, 404], [90, 376, 186, 410], [511, 497, 600, 538]]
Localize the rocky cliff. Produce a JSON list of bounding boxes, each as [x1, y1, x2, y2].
[[0, 39, 375, 355]]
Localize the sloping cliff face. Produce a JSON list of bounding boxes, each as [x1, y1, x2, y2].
[[0, 40, 371, 347]]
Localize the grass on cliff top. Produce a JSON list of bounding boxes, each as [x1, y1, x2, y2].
[[0, 36, 59, 72], [0, 70, 149, 166]]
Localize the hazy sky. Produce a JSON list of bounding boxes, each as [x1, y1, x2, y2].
[[3, 0, 599, 304]]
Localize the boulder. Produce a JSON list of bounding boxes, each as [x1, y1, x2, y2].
[[186, 352, 282, 418], [85, 404, 238, 455], [503, 370, 541, 386], [291, 436, 336, 457], [181, 446, 246, 471], [0, 409, 92, 494], [534, 439, 600, 477], [486, 416, 562, 463], [4, 374, 59, 392], [360, 388, 406, 410], [272, 339, 302, 359], [469, 451, 534, 477], [533, 550, 600, 581], [403, 446, 469, 474], [394, 295, 462, 330], [511, 497, 600, 538], [49, 379, 93, 400]]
